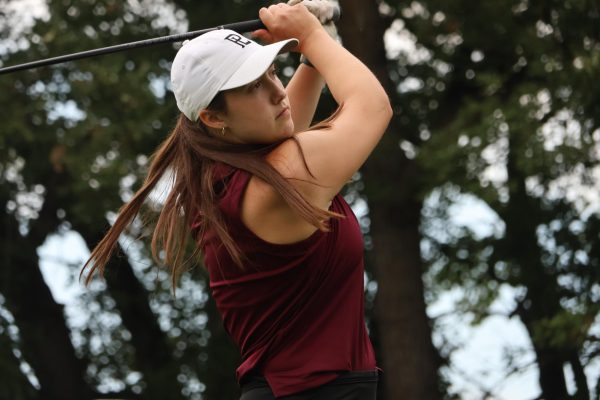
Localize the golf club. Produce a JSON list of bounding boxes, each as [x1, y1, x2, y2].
[[0, 4, 340, 75]]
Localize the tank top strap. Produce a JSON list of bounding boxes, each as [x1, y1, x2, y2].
[[215, 164, 252, 219]]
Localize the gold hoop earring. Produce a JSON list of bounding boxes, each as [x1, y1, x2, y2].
[[221, 126, 226, 136]]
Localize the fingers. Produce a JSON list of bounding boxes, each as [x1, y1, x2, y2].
[[258, 5, 286, 36], [258, 6, 272, 24], [259, 4, 288, 28], [258, 3, 322, 44], [251, 29, 274, 44]]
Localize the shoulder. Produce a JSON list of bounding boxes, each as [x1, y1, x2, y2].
[[264, 138, 305, 178], [239, 138, 336, 244], [264, 137, 333, 210], [241, 173, 320, 245]]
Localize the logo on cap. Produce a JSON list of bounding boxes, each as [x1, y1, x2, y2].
[[224, 33, 252, 48]]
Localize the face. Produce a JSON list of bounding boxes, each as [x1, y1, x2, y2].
[[217, 64, 294, 144]]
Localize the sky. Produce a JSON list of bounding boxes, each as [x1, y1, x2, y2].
[[5, 0, 600, 398]]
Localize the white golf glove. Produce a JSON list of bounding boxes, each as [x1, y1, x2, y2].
[[287, 0, 339, 25], [287, 0, 341, 66]]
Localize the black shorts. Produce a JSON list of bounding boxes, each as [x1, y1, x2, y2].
[[240, 370, 378, 400]]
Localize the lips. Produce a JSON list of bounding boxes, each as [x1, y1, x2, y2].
[[276, 107, 290, 119]]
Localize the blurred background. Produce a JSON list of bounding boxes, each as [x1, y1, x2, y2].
[[0, 0, 599, 399]]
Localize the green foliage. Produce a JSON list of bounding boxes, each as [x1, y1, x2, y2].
[[384, 0, 600, 396], [0, 0, 312, 398], [2, 0, 599, 398], [0, 0, 254, 398]]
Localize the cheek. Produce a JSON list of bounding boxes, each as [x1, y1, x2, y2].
[[225, 94, 289, 141], [231, 97, 270, 125], [227, 109, 271, 142], [231, 108, 269, 130]]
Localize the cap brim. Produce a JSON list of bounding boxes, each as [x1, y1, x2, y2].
[[220, 38, 298, 91]]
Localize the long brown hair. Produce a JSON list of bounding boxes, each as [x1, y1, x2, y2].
[[80, 93, 340, 287]]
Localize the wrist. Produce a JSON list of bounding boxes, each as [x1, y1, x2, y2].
[[297, 28, 329, 54]]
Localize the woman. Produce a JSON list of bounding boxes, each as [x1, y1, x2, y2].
[[82, 3, 392, 399]]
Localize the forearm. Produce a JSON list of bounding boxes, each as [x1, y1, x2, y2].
[[286, 63, 325, 132], [299, 30, 390, 114]]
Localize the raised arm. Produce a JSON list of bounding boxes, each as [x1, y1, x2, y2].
[[239, 4, 391, 245], [261, 4, 393, 208], [285, 63, 324, 132]]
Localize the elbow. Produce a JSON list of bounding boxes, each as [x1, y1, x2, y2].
[[376, 92, 393, 126], [383, 96, 393, 122], [381, 101, 393, 137], [371, 83, 393, 120], [348, 87, 393, 127], [374, 95, 393, 140]]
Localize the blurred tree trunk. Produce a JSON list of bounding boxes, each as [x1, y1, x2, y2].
[[0, 219, 93, 400], [0, 329, 39, 400], [504, 133, 569, 399], [337, 1, 442, 399], [75, 224, 185, 400], [568, 352, 590, 400]]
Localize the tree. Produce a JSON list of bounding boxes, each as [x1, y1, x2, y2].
[[0, 0, 215, 398], [0, 0, 449, 398], [337, 1, 444, 399], [1, 1, 301, 399], [14, 0, 599, 399], [390, 0, 600, 398]]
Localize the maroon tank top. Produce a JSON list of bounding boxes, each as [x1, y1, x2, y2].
[[198, 165, 377, 397]]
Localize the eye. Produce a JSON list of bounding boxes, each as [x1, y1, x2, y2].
[[247, 79, 261, 91]]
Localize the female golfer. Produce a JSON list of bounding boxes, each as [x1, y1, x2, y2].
[[82, 3, 391, 399]]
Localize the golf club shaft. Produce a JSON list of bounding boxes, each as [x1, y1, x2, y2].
[[0, 2, 341, 75], [0, 19, 266, 75]]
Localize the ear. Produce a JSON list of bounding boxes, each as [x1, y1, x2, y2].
[[198, 109, 226, 130]]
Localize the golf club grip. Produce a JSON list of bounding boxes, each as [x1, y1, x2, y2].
[[0, 3, 340, 75]]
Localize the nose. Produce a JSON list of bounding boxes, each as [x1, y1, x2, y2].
[[269, 77, 286, 104]]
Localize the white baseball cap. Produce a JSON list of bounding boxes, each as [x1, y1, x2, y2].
[[170, 29, 298, 122]]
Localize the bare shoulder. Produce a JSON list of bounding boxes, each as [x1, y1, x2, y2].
[[264, 137, 307, 179], [241, 171, 319, 245], [265, 137, 333, 209]]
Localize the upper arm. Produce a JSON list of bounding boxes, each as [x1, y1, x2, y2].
[[241, 174, 321, 244], [268, 98, 393, 207], [241, 98, 392, 242]]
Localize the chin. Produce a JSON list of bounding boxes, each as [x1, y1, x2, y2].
[[281, 122, 295, 138]]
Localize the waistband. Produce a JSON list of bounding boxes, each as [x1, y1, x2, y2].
[[241, 370, 379, 392]]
